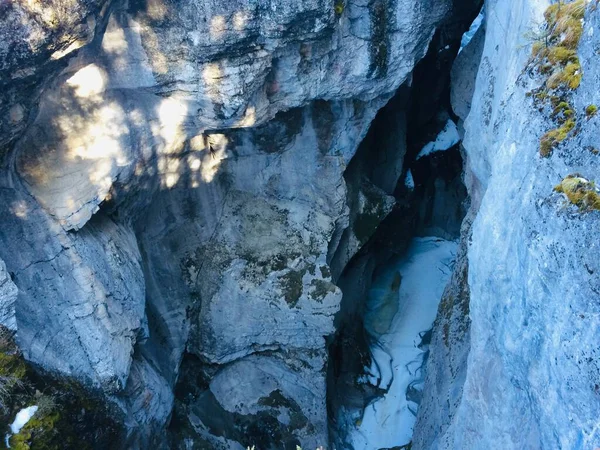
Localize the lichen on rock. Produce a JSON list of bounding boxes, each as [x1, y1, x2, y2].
[[554, 174, 600, 211], [527, 0, 586, 156]]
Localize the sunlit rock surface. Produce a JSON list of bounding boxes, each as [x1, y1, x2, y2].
[[0, 0, 110, 149], [415, 0, 600, 448]]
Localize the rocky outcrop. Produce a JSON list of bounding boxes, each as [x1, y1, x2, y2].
[[411, 207, 474, 449], [450, 18, 485, 125], [0, 259, 17, 330], [0, 0, 469, 447], [415, 0, 600, 448], [0, 0, 111, 150]]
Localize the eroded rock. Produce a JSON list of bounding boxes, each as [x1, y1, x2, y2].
[[0, 0, 469, 446]]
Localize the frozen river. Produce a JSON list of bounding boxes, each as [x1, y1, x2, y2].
[[348, 237, 457, 449]]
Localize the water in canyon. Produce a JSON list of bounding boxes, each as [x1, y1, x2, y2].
[[345, 237, 457, 449]]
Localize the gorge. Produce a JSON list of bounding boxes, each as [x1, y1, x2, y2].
[[1, 0, 600, 449]]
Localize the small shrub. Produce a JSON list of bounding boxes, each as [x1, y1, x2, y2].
[[532, 41, 545, 57], [546, 61, 582, 90], [547, 46, 578, 64]]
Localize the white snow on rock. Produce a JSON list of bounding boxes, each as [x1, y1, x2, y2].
[[404, 170, 415, 190], [5, 405, 38, 448], [349, 237, 457, 449], [10, 405, 38, 434], [459, 9, 484, 53], [416, 120, 460, 160]]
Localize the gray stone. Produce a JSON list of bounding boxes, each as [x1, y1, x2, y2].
[[415, 0, 600, 448], [451, 22, 486, 123], [0, 0, 463, 445], [0, 258, 18, 330]]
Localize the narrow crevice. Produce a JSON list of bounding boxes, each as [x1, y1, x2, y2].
[[326, 2, 483, 447]]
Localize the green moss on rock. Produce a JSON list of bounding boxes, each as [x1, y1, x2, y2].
[[586, 104, 598, 117], [547, 61, 582, 90], [540, 118, 576, 156], [529, 1, 587, 156], [0, 326, 123, 449], [334, 0, 344, 15], [529, 0, 585, 91], [9, 410, 60, 450], [554, 174, 600, 211], [0, 351, 27, 381]]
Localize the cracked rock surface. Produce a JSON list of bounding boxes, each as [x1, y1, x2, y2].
[[415, 0, 600, 448], [0, 0, 459, 446]]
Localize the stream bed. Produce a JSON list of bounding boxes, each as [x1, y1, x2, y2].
[[347, 237, 457, 449]]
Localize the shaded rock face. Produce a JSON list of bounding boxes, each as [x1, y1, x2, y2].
[[0, 259, 17, 330], [150, 99, 373, 448], [326, 1, 481, 445], [0, 0, 474, 447], [415, 0, 600, 448]]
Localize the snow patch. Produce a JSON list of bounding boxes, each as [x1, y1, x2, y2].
[[348, 237, 457, 449], [459, 9, 484, 53], [10, 405, 38, 434], [416, 120, 460, 160], [5, 405, 38, 448], [404, 170, 414, 190]]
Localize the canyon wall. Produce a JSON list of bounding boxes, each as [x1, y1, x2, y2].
[[415, 0, 600, 448], [0, 0, 472, 447], [7, 0, 595, 448]]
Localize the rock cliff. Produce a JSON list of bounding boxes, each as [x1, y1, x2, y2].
[[415, 0, 600, 448], [0, 0, 475, 447], [4, 0, 595, 449]]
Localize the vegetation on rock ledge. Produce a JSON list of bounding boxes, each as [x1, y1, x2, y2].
[[585, 104, 598, 117], [0, 326, 123, 450], [527, 0, 586, 156], [554, 174, 600, 211], [334, 0, 344, 15]]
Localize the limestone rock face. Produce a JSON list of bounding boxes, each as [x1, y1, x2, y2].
[[0, 199, 146, 393], [415, 0, 600, 448], [0, 0, 111, 150], [451, 24, 485, 124], [0, 258, 17, 330], [0, 0, 458, 446]]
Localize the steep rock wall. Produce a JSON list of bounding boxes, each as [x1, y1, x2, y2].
[[415, 0, 600, 448], [0, 0, 462, 446]]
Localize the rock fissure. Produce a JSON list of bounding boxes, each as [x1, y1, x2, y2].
[[326, 3, 482, 447]]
